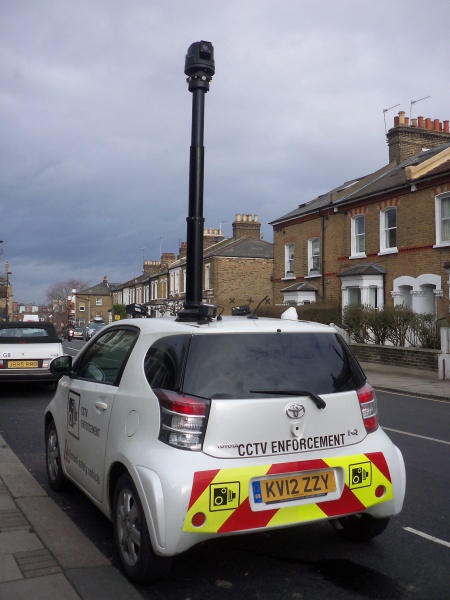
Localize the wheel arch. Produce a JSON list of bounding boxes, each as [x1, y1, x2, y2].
[[108, 461, 129, 517]]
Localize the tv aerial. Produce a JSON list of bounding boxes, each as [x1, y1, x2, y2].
[[410, 95, 431, 121]]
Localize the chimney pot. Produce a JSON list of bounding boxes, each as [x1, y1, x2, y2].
[[411, 118, 417, 127], [418, 116, 424, 128], [394, 116, 399, 127], [434, 119, 440, 131], [398, 111, 406, 125], [444, 121, 449, 133], [425, 118, 431, 130]]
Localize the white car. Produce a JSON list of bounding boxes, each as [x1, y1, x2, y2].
[[0, 322, 64, 383], [44, 312, 406, 583], [85, 321, 106, 340]]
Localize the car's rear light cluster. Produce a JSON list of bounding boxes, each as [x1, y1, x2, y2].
[[357, 383, 379, 433], [155, 389, 210, 451]]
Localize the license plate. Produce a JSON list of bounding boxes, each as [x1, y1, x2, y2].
[[253, 470, 336, 504], [8, 361, 39, 368]]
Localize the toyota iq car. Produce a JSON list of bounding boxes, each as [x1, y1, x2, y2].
[[44, 311, 406, 583], [0, 322, 64, 383]]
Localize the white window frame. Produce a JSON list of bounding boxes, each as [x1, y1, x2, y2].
[[284, 243, 295, 278], [347, 287, 362, 306], [350, 215, 366, 258], [379, 207, 398, 255], [96, 297, 102, 306], [79, 304, 85, 312], [434, 193, 450, 247], [307, 238, 320, 275], [204, 263, 211, 290], [341, 274, 384, 311]]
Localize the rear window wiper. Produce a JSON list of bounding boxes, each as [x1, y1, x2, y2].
[[249, 389, 326, 409]]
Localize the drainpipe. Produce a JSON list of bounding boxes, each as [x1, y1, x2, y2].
[[321, 214, 326, 301]]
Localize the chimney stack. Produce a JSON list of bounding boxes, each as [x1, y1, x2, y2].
[[386, 111, 450, 164], [232, 213, 261, 240]]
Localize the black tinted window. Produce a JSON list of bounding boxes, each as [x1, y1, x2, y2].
[[75, 328, 138, 385], [145, 335, 190, 390], [182, 332, 365, 399]]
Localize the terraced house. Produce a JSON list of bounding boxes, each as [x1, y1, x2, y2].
[[270, 111, 450, 320], [112, 214, 273, 317]]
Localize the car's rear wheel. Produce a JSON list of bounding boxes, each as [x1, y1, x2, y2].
[[113, 473, 172, 583], [45, 420, 68, 491], [331, 514, 390, 541]]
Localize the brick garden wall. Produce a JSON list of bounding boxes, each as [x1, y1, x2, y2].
[[350, 342, 439, 373]]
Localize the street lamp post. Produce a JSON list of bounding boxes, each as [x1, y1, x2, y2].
[[5, 271, 11, 322]]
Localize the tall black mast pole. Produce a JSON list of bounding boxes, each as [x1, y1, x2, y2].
[[177, 41, 215, 322]]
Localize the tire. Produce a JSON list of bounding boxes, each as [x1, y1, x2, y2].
[[113, 473, 172, 583], [331, 514, 390, 541], [46, 420, 69, 492]]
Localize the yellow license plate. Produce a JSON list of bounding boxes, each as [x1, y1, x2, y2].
[[8, 361, 39, 368], [254, 470, 336, 504]]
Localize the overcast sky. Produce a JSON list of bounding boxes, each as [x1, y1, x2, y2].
[[1, 0, 449, 304]]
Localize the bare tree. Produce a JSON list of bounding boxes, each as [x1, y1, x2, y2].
[[46, 279, 90, 308]]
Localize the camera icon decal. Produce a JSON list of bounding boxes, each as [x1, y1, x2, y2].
[[349, 461, 372, 489], [209, 482, 240, 512], [67, 390, 81, 439]]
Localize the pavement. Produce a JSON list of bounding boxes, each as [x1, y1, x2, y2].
[[0, 366, 449, 600]]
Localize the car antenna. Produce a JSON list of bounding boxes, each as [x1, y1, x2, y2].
[[247, 295, 270, 319]]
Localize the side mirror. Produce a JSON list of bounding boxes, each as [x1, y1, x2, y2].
[[50, 355, 73, 376]]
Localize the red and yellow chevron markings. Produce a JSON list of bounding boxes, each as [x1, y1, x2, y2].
[[183, 453, 393, 533]]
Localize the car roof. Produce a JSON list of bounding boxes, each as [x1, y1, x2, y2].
[[102, 315, 335, 336]]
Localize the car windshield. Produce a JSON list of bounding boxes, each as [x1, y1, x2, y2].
[[182, 332, 365, 399]]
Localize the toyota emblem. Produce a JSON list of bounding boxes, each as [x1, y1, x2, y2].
[[286, 403, 305, 419]]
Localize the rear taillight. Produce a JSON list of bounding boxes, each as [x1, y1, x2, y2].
[[357, 383, 379, 433], [155, 389, 210, 451]]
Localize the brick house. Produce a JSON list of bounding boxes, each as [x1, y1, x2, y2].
[[270, 111, 450, 319], [165, 214, 273, 315], [113, 214, 273, 318], [198, 214, 273, 314], [75, 276, 120, 325]]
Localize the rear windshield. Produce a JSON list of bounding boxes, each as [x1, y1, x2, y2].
[[0, 326, 59, 343], [182, 332, 365, 399]]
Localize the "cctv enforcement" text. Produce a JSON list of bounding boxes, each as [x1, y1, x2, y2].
[[236, 434, 346, 457]]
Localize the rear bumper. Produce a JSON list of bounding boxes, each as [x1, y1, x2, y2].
[[0, 369, 61, 382], [134, 439, 405, 556]]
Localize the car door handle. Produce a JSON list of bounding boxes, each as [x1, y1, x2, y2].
[[95, 401, 108, 411]]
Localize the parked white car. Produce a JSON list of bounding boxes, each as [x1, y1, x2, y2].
[[0, 322, 64, 383], [45, 312, 406, 583]]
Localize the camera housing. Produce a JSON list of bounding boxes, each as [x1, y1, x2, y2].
[[185, 41, 215, 77], [184, 41, 215, 91]]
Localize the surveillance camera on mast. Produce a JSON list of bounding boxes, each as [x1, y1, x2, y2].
[[184, 41, 215, 91]]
